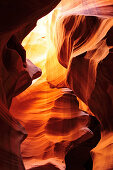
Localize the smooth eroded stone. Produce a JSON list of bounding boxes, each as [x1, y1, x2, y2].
[[45, 89, 101, 169], [0, 100, 27, 170], [56, 16, 101, 68], [0, 0, 61, 169], [65, 115, 101, 170], [66, 33, 113, 130]]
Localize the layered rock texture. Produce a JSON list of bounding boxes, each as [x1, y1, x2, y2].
[[0, 0, 60, 169], [0, 0, 113, 170]]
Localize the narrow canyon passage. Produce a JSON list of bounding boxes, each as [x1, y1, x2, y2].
[[0, 0, 113, 169]]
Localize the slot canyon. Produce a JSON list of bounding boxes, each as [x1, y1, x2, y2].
[[0, 0, 113, 169]]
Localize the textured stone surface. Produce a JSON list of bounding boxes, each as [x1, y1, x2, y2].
[[1, 0, 113, 170], [66, 26, 113, 130], [0, 0, 60, 169], [55, 14, 113, 130], [10, 87, 101, 170]]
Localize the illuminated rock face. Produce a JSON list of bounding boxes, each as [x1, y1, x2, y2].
[[10, 85, 101, 169], [1, 0, 113, 170], [55, 13, 113, 130], [0, 0, 60, 169], [0, 26, 40, 170], [66, 25, 113, 130], [49, 90, 101, 170]]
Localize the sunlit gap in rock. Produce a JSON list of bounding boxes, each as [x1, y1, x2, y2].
[[9, 0, 113, 170]]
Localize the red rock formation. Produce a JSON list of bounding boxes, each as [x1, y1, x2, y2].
[[55, 13, 113, 130], [1, 0, 113, 169], [10, 85, 101, 169], [0, 0, 60, 169], [66, 25, 113, 130]]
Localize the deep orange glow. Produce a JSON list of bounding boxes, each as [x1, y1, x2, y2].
[[10, 1, 113, 169]]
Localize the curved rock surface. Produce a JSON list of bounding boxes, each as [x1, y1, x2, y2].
[[0, 0, 60, 169], [1, 0, 113, 170]]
